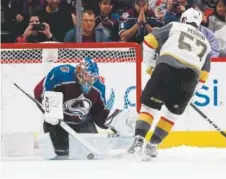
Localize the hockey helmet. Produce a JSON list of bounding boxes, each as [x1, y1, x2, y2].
[[76, 58, 99, 93], [180, 8, 203, 27]]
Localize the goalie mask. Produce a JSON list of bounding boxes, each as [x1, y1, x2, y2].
[[76, 58, 99, 94]]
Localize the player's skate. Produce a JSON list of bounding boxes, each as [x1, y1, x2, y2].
[[141, 142, 158, 161], [127, 135, 144, 155]]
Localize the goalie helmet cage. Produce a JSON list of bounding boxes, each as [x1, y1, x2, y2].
[[1, 42, 142, 112]]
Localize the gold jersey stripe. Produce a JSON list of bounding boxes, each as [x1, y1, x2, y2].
[[144, 33, 159, 49]]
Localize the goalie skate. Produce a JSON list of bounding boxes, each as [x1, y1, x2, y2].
[[141, 142, 158, 161], [127, 136, 144, 155]]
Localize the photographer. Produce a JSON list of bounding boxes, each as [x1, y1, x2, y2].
[[16, 14, 57, 43], [164, 0, 188, 24]]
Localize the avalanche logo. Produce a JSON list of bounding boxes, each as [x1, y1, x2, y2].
[[63, 94, 92, 120]]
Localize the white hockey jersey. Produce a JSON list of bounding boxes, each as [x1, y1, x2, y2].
[[144, 22, 211, 75]]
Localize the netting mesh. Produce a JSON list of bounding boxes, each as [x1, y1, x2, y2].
[[1, 49, 42, 63], [1, 47, 137, 64]]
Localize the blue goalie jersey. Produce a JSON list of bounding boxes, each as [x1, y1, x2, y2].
[[34, 64, 109, 129]]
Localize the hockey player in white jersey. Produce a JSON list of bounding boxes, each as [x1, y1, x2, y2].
[[128, 8, 211, 161]]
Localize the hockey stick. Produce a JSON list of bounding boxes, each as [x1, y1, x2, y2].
[[14, 83, 45, 113], [13, 82, 99, 159], [190, 103, 226, 138]]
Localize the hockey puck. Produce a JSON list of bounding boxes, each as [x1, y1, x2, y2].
[[87, 153, 95, 160]]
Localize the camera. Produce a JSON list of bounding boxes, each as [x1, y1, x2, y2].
[[32, 24, 45, 31], [173, 0, 180, 7]]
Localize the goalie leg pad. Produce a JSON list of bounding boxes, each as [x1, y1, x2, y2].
[[38, 133, 57, 160]]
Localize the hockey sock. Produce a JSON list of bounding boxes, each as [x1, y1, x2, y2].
[[135, 112, 154, 138], [150, 116, 175, 144]]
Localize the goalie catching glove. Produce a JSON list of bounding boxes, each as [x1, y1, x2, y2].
[[43, 91, 64, 125], [104, 108, 137, 136]]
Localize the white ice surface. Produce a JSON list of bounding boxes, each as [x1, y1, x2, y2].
[[1, 146, 226, 179]]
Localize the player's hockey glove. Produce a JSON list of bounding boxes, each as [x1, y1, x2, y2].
[[145, 54, 158, 75], [104, 108, 137, 136], [143, 42, 158, 75]]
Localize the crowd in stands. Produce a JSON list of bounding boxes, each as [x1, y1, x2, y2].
[[1, 0, 226, 56]]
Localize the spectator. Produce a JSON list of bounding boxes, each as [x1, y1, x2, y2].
[[112, 0, 134, 14], [206, 0, 226, 56], [1, 0, 12, 42], [148, 0, 167, 10], [9, 0, 24, 24], [23, 0, 44, 19], [208, 0, 226, 32], [64, 9, 110, 42], [215, 25, 226, 56], [16, 14, 57, 43], [199, 25, 220, 57], [154, 5, 167, 23], [7, 0, 27, 40], [59, 0, 77, 25], [164, 0, 188, 24], [83, 0, 102, 13], [119, 0, 163, 43], [38, 0, 73, 42], [190, 0, 217, 11], [95, 0, 120, 41]]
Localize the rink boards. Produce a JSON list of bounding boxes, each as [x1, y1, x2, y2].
[[1, 57, 226, 153]]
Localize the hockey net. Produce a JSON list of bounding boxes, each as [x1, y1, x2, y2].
[[0, 42, 142, 158]]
